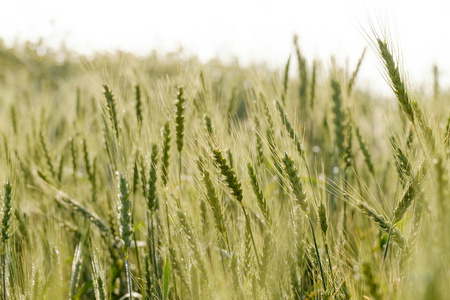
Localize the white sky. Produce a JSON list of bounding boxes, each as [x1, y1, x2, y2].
[[1, 0, 449, 96]]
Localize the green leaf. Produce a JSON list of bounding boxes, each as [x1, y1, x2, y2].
[[163, 255, 170, 300]]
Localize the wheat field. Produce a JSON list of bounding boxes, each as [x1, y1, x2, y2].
[[0, 33, 448, 299]]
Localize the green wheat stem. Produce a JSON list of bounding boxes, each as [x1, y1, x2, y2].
[[131, 230, 144, 299], [148, 210, 160, 296], [323, 238, 334, 291], [242, 206, 261, 267], [124, 259, 133, 300], [382, 226, 393, 264], [318, 201, 335, 291], [308, 217, 327, 291]]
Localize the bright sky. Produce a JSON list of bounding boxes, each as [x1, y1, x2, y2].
[[1, 0, 449, 96]]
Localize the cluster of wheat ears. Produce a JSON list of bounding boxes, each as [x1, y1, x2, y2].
[[0, 32, 448, 299]]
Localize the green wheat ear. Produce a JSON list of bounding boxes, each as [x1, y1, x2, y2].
[[147, 144, 158, 211], [39, 131, 56, 179], [132, 155, 139, 194], [275, 100, 303, 156], [282, 153, 326, 291], [357, 201, 405, 248], [197, 159, 228, 248], [317, 201, 327, 236], [390, 136, 411, 185], [211, 147, 261, 265], [161, 121, 171, 187], [1, 181, 12, 245], [254, 117, 264, 166], [175, 86, 186, 185], [10, 105, 17, 135], [356, 127, 375, 176], [212, 147, 243, 203], [69, 137, 77, 179], [282, 152, 307, 213], [117, 171, 134, 298], [331, 79, 345, 158], [203, 114, 213, 137], [118, 172, 133, 255], [135, 84, 143, 126], [103, 84, 120, 139], [82, 139, 97, 202], [310, 60, 317, 109], [347, 47, 366, 96], [1, 180, 12, 300], [377, 39, 414, 123], [392, 166, 421, 225], [175, 86, 185, 154], [247, 163, 271, 226], [281, 55, 291, 104], [433, 64, 439, 100], [294, 36, 308, 107]]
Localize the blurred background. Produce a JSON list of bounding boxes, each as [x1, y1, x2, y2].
[[1, 0, 448, 96]]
